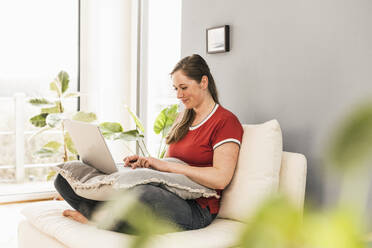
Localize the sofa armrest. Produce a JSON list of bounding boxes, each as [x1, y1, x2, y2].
[[279, 152, 307, 211]]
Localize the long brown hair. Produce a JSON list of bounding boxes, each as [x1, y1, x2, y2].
[[166, 54, 219, 144]]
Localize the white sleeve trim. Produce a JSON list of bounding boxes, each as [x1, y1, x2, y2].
[[213, 138, 241, 150]]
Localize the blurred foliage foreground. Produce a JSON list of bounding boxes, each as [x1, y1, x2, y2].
[[90, 100, 372, 248], [94, 192, 366, 248]]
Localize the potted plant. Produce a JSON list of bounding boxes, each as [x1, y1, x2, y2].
[[28, 71, 96, 179], [100, 104, 178, 158]]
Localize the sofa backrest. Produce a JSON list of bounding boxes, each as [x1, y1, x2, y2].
[[218, 120, 283, 222]]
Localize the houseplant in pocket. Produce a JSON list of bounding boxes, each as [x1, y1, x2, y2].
[[28, 71, 97, 179]]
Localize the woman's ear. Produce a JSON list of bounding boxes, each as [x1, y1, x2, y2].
[[201, 75, 209, 90]]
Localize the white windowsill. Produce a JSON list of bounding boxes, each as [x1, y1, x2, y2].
[[0, 181, 58, 203]]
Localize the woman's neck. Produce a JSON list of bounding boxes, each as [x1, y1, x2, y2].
[[193, 96, 216, 121]]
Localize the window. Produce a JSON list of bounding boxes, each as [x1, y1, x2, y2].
[[0, 0, 78, 196], [0, 0, 178, 201]]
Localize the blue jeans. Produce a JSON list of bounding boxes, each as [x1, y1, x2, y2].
[[54, 174, 216, 233]]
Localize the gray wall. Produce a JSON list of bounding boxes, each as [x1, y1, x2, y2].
[[181, 0, 372, 206]]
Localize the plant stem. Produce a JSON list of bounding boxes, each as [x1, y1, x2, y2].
[[160, 146, 167, 159], [56, 86, 67, 162], [141, 139, 150, 157], [61, 122, 68, 162], [157, 133, 164, 158], [123, 142, 135, 155], [137, 140, 145, 156]]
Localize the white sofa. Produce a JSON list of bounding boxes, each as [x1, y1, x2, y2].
[[18, 120, 307, 248]]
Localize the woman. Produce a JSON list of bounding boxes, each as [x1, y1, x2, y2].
[[55, 54, 243, 232]]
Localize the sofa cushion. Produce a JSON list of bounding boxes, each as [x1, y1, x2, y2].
[[218, 120, 283, 221], [18, 221, 67, 248], [56, 157, 218, 201], [20, 200, 244, 248], [20, 201, 134, 248]]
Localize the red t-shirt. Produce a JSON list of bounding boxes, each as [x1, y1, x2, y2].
[[167, 104, 243, 214]]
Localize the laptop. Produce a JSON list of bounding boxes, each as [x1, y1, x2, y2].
[[63, 119, 119, 174]]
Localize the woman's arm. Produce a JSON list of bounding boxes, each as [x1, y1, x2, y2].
[[123, 111, 182, 168], [123, 111, 240, 190], [148, 142, 240, 190]]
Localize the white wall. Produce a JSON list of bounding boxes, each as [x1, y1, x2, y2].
[[181, 0, 372, 206]]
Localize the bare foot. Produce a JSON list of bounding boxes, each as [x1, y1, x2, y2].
[[63, 210, 89, 224]]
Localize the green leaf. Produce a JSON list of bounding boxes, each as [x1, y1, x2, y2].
[[35, 141, 62, 159], [303, 209, 365, 248], [235, 195, 366, 248], [46, 170, 57, 181], [58, 71, 69, 94], [41, 105, 61, 114], [34, 147, 57, 158], [43, 141, 62, 151], [68, 155, 77, 161], [116, 129, 144, 141], [99, 122, 124, 133], [101, 132, 116, 140], [99, 122, 124, 140], [64, 92, 80, 98], [236, 196, 303, 248], [125, 105, 145, 133], [50, 81, 61, 97], [153, 113, 166, 134], [326, 101, 372, 171], [30, 113, 48, 127], [162, 125, 172, 137], [28, 126, 52, 142], [46, 113, 63, 128], [64, 132, 78, 155], [153, 104, 178, 137], [28, 98, 54, 107], [72, 112, 97, 122], [167, 103, 178, 116]]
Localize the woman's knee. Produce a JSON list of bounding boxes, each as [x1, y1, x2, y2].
[[131, 184, 165, 206], [54, 174, 74, 198], [130, 185, 184, 216]]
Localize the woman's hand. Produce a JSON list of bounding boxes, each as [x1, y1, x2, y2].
[[146, 157, 170, 172], [123, 155, 170, 172], [123, 155, 150, 169]]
